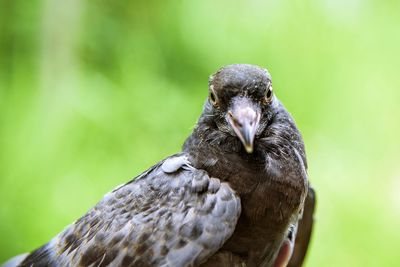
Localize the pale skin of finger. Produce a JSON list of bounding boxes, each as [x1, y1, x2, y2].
[[274, 239, 294, 267]]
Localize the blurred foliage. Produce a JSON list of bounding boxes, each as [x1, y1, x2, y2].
[[1, 0, 400, 266]]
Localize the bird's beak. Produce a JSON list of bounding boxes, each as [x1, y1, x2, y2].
[[227, 104, 261, 153]]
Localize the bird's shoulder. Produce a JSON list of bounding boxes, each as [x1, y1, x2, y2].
[[21, 153, 241, 267]]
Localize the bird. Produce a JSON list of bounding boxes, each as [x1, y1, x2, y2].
[[3, 64, 315, 267]]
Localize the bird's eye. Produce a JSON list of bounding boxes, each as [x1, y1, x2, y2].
[[209, 87, 219, 107], [264, 86, 273, 104]]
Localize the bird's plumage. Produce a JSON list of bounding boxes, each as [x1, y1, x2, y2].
[[5, 64, 315, 267], [18, 155, 241, 267]]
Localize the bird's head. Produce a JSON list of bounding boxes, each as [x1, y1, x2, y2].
[[204, 64, 276, 153]]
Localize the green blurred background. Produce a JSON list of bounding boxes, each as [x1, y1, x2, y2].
[[1, 0, 400, 266]]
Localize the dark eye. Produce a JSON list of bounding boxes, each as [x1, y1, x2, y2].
[[264, 86, 273, 103], [209, 87, 219, 107]]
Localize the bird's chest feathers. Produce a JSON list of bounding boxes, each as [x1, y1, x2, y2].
[[195, 150, 262, 193], [198, 149, 306, 262], [188, 131, 307, 221], [195, 146, 306, 222]]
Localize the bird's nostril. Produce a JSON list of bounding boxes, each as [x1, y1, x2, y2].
[[228, 111, 243, 128], [233, 118, 242, 128]]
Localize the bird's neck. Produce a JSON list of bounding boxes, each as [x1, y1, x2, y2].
[[182, 119, 266, 194]]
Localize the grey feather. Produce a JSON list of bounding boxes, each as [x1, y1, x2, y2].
[[1, 253, 28, 267], [18, 155, 240, 267]]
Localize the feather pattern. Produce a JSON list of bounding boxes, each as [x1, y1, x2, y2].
[[19, 155, 241, 267]]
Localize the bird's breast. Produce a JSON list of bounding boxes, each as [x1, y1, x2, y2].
[[222, 179, 306, 267], [192, 148, 307, 266]]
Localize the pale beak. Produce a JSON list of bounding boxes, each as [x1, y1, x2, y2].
[[227, 105, 261, 153]]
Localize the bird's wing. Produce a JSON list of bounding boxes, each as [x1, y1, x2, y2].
[[19, 154, 241, 267], [287, 185, 316, 267]]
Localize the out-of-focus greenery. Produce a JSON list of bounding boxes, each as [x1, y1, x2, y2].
[[1, 0, 399, 266]]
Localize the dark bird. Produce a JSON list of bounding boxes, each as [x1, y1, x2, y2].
[[3, 64, 315, 267]]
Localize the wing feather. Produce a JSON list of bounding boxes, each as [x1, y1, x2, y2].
[[20, 154, 241, 267]]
